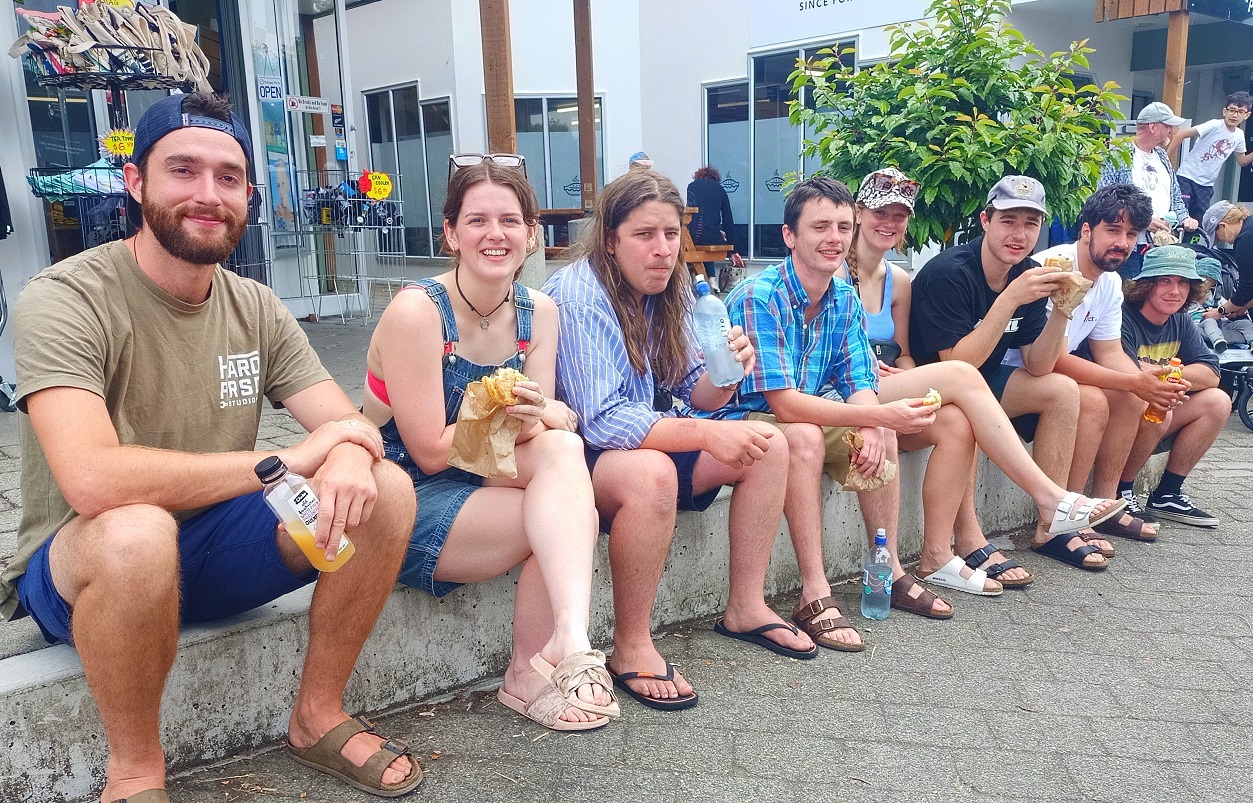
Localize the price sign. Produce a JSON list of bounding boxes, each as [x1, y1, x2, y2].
[[358, 171, 393, 200], [99, 0, 135, 7], [100, 128, 135, 158]]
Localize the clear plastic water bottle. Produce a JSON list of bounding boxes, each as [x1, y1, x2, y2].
[[861, 529, 893, 620], [693, 277, 746, 387], [255, 456, 355, 572]]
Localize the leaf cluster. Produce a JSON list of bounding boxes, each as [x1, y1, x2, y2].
[[789, 0, 1127, 249]]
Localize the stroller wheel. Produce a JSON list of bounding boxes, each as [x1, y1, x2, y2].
[[1238, 379, 1253, 432]]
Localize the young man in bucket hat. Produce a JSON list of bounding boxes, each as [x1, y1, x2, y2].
[[1115, 245, 1230, 527], [7, 92, 422, 801]]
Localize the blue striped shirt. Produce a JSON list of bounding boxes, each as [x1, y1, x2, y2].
[[706, 256, 878, 420], [543, 258, 703, 450]]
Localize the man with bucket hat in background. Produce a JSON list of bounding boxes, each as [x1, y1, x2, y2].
[[6, 92, 423, 801], [911, 176, 1124, 571], [1116, 245, 1230, 527], [1099, 102, 1199, 277]]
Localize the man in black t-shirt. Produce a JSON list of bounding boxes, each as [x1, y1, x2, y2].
[[1116, 246, 1229, 527], [911, 176, 1114, 569]]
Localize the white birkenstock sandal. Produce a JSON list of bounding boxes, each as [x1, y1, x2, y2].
[[1048, 492, 1127, 536], [917, 556, 1003, 596]]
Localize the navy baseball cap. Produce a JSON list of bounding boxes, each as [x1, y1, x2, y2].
[[127, 93, 253, 228]]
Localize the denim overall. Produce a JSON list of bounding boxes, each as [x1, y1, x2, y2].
[[381, 278, 532, 596]]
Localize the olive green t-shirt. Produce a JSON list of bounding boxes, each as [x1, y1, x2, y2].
[[1, 240, 331, 620]]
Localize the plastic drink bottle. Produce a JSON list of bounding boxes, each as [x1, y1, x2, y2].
[[1142, 357, 1184, 424], [693, 277, 746, 387], [861, 529, 893, 620], [255, 456, 355, 572]]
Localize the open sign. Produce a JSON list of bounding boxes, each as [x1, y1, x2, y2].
[[258, 79, 284, 101]]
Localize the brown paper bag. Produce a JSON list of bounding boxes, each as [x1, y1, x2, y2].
[[448, 380, 523, 478], [1049, 270, 1093, 320], [840, 429, 897, 491]]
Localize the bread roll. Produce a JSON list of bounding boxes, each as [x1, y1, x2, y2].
[[483, 367, 528, 406], [1043, 255, 1073, 271], [923, 388, 941, 406]]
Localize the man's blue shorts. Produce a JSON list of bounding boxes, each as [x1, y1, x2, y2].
[[16, 491, 317, 646]]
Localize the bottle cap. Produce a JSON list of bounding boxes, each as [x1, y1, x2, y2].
[[694, 277, 711, 297], [874, 532, 888, 545], [254, 455, 287, 483]]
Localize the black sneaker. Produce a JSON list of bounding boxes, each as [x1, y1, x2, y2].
[[1145, 492, 1218, 527], [1120, 489, 1157, 522]]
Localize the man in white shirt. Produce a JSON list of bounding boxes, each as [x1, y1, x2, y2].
[[1008, 184, 1183, 541], [1169, 91, 1253, 221], [1099, 102, 1198, 278]]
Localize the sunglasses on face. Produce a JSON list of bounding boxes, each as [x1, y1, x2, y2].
[[448, 152, 528, 182], [869, 171, 920, 201]]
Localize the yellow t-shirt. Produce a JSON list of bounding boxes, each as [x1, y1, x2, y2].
[[1, 240, 331, 619]]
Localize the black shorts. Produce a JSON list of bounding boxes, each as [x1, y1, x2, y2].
[[985, 363, 1041, 443], [585, 445, 721, 515]]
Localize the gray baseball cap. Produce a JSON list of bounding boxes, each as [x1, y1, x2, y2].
[[986, 175, 1047, 214], [1201, 200, 1234, 241], [1137, 102, 1185, 126]]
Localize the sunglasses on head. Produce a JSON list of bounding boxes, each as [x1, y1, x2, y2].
[[448, 152, 527, 182], [869, 171, 920, 201]]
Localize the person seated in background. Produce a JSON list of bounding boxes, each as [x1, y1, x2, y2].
[[544, 168, 815, 712], [1201, 201, 1253, 322], [706, 175, 1128, 651], [910, 176, 1123, 571], [686, 165, 745, 292], [1007, 184, 1164, 543], [1191, 256, 1253, 352], [363, 157, 617, 732], [1116, 246, 1230, 528]]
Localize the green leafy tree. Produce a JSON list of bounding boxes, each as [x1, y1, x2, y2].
[[790, 0, 1126, 248]]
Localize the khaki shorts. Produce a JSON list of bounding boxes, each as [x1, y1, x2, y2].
[[746, 412, 855, 482]]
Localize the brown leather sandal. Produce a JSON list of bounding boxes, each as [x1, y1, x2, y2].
[[792, 595, 865, 652], [890, 574, 954, 620], [287, 715, 424, 798]]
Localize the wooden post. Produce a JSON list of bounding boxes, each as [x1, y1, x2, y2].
[[479, 0, 517, 154], [573, 0, 597, 210], [1163, 9, 1189, 116]]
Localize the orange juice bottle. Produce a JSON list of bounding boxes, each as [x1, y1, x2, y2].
[[1142, 357, 1184, 424], [254, 456, 355, 572]]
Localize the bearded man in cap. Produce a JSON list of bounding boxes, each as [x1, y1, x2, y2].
[[6, 92, 422, 801]]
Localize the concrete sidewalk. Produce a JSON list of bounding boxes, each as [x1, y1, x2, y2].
[[5, 319, 1252, 802]]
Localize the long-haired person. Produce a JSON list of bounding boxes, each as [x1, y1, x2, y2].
[[363, 156, 617, 731]]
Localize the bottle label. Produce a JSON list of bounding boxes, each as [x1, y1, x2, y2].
[[273, 483, 348, 556], [863, 568, 891, 594]]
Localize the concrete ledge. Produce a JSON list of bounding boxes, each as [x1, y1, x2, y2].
[[1, 447, 1163, 802]]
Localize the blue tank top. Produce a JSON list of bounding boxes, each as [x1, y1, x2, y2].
[[863, 263, 895, 342]]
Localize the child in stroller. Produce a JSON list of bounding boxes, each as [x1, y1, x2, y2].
[[1191, 255, 1253, 352]]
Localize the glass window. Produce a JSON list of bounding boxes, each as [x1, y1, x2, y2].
[[705, 82, 749, 256], [515, 98, 548, 207], [747, 40, 856, 260], [512, 96, 602, 210], [364, 87, 453, 257]]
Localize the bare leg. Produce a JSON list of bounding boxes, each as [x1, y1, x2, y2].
[[1158, 388, 1231, 478], [591, 449, 694, 703], [1067, 383, 1110, 493], [287, 460, 416, 786], [48, 505, 181, 802], [691, 432, 813, 652], [775, 422, 861, 649], [1092, 388, 1148, 498]]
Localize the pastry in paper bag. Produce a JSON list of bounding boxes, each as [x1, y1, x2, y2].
[[447, 369, 525, 478], [840, 429, 897, 491], [1043, 256, 1092, 320]]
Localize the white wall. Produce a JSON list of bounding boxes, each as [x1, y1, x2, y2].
[[637, 0, 749, 185]]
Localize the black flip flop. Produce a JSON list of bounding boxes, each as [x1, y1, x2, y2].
[[1031, 532, 1108, 571], [712, 617, 820, 660], [606, 663, 698, 711]]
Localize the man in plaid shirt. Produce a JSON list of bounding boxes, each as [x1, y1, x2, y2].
[[710, 177, 1128, 647]]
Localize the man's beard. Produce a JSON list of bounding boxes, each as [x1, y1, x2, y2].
[[1090, 240, 1130, 273], [141, 193, 247, 265]]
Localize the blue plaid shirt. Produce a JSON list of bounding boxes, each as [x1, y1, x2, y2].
[[543, 258, 703, 450], [703, 256, 878, 420]]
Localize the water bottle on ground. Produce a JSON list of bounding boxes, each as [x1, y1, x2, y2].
[[693, 276, 746, 387], [255, 456, 355, 572], [861, 529, 893, 620], [1142, 357, 1184, 424]]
